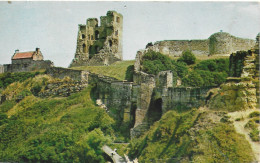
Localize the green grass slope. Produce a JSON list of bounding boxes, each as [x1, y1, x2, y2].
[[71, 60, 135, 81], [0, 75, 118, 162], [128, 109, 255, 162]]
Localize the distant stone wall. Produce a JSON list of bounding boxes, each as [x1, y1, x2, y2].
[[3, 60, 53, 73], [46, 67, 88, 83], [0, 65, 4, 74], [209, 32, 255, 55], [149, 39, 209, 57], [146, 32, 255, 57]]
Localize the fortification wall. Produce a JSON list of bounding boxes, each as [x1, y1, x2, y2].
[[89, 73, 133, 124], [161, 87, 211, 113], [3, 60, 53, 73], [46, 67, 88, 83], [209, 32, 255, 55], [146, 32, 255, 57], [149, 39, 209, 57], [39, 81, 87, 97]]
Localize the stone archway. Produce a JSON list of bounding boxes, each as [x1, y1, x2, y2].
[[147, 98, 163, 125]]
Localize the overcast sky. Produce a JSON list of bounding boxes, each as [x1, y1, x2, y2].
[[0, 1, 259, 67]]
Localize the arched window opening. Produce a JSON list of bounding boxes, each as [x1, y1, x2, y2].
[[82, 34, 85, 39], [95, 31, 99, 40], [83, 44, 87, 53], [116, 16, 120, 23], [109, 40, 112, 47]]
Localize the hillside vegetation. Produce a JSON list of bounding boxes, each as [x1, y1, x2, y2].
[[128, 109, 254, 162], [0, 75, 120, 162], [71, 60, 135, 81], [141, 50, 229, 87]]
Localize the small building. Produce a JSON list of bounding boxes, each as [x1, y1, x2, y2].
[[2, 48, 53, 73], [12, 48, 43, 64]]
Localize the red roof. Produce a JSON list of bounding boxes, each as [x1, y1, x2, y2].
[[12, 52, 34, 60]]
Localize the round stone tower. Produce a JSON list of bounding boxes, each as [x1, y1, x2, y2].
[[209, 32, 233, 55]]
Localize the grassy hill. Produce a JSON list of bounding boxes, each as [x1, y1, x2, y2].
[[71, 60, 135, 81], [127, 109, 255, 162]]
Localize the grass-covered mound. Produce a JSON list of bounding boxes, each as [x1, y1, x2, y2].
[[0, 75, 119, 162], [71, 60, 135, 81], [128, 109, 254, 162]]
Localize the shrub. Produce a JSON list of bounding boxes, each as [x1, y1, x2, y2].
[[177, 50, 196, 65], [195, 58, 229, 74], [182, 71, 204, 87], [141, 50, 176, 75]]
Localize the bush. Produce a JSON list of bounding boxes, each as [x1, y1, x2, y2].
[[195, 58, 229, 74], [182, 71, 204, 87], [177, 50, 196, 65], [141, 50, 176, 75]]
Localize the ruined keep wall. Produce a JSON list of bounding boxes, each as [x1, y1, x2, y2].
[[70, 11, 123, 67]]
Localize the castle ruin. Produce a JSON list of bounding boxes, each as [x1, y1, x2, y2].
[[69, 11, 123, 67]]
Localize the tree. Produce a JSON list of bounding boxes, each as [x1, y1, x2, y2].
[[178, 50, 196, 65]]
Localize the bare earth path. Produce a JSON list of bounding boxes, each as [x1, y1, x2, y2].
[[228, 109, 260, 162]]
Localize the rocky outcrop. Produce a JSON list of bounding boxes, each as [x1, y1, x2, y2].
[[209, 49, 259, 111]]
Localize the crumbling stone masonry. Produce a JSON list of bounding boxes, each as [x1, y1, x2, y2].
[[70, 11, 123, 67], [147, 32, 255, 57], [209, 33, 259, 111]]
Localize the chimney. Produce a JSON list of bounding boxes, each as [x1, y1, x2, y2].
[[36, 48, 40, 52], [15, 49, 19, 53]]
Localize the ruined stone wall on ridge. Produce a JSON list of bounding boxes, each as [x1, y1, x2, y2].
[[46, 67, 88, 83], [149, 39, 209, 57], [3, 60, 53, 73], [70, 11, 123, 67], [146, 32, 255, 57]]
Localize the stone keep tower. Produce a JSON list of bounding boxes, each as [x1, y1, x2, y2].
[[70, 11, 123, 67]]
